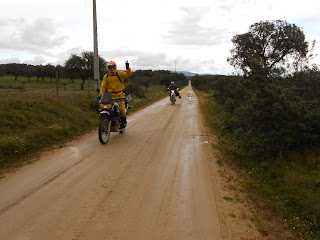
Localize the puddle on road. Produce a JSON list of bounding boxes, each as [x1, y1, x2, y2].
[[68, 146, 80, 159], [187, 92, 196, 101], [191, 135, 209, 144]]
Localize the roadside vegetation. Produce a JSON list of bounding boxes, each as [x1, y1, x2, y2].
[[192, 20, 320, 239], [0, 70, 188, 176]]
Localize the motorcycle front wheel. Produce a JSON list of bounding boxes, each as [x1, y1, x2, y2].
[[171, 96, 175, 105], [99, 117, 111, 144]]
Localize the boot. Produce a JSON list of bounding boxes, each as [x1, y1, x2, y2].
[[120, 115, 127, 128]]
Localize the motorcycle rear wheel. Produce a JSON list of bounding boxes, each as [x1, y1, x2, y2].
[[99, 117, 111, 144]]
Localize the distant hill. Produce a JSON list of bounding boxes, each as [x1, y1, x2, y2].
[[174, 71, 213, 76], [176, 71, 197, 76]]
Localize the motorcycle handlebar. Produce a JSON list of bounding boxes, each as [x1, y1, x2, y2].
[[98, 97, 127, 104]]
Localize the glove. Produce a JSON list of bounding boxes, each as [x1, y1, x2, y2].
[[125, 61, 129, 69]]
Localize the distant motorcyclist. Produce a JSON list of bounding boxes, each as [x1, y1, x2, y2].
[[99, 60, 132, 128], [167, 81, 181, 100]]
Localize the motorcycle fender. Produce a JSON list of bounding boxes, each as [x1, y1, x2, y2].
[[99, 111, 110, 117]]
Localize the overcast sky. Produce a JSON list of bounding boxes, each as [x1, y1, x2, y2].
[[0, 0, 319, 75]]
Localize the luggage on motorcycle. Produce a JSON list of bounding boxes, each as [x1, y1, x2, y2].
[[100, 92, 113, 104], [125, 93, 132, 103], [122, 89, 132, 103]]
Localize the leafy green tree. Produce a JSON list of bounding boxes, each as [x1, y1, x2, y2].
[[36, 65, 47, 81], [3, 63, 23, 80], [44, 64, 57, 82], [0, 65, 4, 76], [64, 55, 80, 81], [64, 51, 107, 90], [64, 53, 90, 90], [21, 65, 36, 82], [228, 20, 308, 77]]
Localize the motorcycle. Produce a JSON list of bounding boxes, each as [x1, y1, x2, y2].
[[170, 89, 176, 105], [98, 90, 132, 144], [168, 87, 180, 105]]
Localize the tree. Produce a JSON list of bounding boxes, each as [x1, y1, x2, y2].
[[4, 63, 23, 80], [64, 53, 90, 90], [228, 20, 308, 77], [36, 65, 47, 81], [45, 64, 57, 82], [64, 51, 107, 90], [0, 64, 4, 76], [21, 64, 36, 81]]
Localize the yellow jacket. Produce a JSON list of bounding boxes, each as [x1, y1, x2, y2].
[[99, 68, 132, 95]]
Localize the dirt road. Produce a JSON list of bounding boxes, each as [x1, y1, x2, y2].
[[0, 84, 224, 240]]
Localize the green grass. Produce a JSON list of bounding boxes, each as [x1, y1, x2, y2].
[[0, 94, 98, 171], [128, 85, 168, 113], [0, 75, 168, 176], [0, 75, 86, 97], [194, 88, 320, 240], [248, 151, 320, 239]]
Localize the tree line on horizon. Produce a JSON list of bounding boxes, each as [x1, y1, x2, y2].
[[0, 52, 188, 97], [0, 51, 109, 91], [0, 51, 188, 93]]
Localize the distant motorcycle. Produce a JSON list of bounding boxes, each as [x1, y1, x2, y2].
[[170, 89, 176, 105], [98, 91, 132, 144]]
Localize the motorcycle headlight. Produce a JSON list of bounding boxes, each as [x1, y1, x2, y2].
[[100, 103, 112, 109]]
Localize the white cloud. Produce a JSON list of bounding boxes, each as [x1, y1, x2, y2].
[[99, 50, 173, 70], [24, 56, 47, 65], [164, 7, 229, 46], [0, 57, 21, 64], [0, 17, 68, 52]]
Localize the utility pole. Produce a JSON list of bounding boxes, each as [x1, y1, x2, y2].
[[93, 0, 100, 92]]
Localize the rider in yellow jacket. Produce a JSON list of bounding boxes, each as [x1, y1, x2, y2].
[[99, 60, 132, 128]]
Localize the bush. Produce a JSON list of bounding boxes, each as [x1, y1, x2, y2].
[[194, 72, 320, 238], [192, 70, 320, 161], [126, 83, 146, 98]]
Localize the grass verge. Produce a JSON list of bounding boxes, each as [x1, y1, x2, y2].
[[0, 94, 98, 174]]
